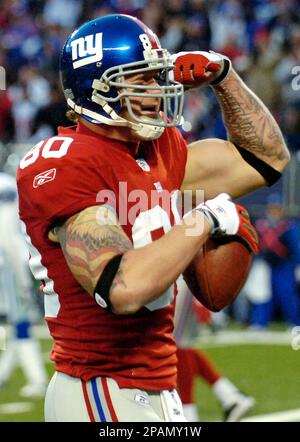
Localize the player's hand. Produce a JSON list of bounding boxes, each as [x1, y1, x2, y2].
[[170, 51, 231, 89], [195, 193, 239, 236], [193, 194, 259, 254]]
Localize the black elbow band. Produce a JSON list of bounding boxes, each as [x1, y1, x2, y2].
[[93, 254, 123, 312], [235, 145, 282, 186]]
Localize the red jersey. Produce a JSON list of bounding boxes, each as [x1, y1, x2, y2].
[[17, 122, 187, 390]]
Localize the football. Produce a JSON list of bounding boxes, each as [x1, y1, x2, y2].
[[183, 237, 253, 312]]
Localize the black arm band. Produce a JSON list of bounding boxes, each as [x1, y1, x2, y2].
[[235, 144, 282, 186], [93, 254, 123, 312]]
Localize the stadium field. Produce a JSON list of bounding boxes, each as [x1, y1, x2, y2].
[[195, 343, 300, 421], [0, 329, 299, 422]]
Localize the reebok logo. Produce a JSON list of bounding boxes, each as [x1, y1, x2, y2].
[[134, 394, 149, 405], [33, 168, 56, 188]]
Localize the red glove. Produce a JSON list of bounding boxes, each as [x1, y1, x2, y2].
[[171, 51, 231, 89], [235, 204, 259, 255]]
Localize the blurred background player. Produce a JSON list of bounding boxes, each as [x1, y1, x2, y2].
[[250, 194, 300, 328], [175, 277, 255, 422], [0, 172, 47, 398]]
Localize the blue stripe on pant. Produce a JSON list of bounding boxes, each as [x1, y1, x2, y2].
[[91, 378, 106, 422]]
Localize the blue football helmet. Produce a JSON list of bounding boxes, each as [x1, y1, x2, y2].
[[60, 14, 184, 139]]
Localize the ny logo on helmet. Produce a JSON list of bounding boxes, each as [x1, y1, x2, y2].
[[70, 33, 103, 69]]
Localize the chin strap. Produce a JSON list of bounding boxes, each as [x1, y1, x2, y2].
[[67, 97, 164, 140]]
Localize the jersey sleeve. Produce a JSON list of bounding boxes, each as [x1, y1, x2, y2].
[[52, 163, 114, 221], [17, 145, 116, 233]]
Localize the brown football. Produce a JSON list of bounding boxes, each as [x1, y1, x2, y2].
[[183, 237, 253, 312]]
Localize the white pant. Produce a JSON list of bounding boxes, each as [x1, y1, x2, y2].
[[45, 371, 187, 422]]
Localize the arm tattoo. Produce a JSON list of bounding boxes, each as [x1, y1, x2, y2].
[[110, 255, 128, 292], [213, 69, 289, 163], [57, 205, 132, 295]]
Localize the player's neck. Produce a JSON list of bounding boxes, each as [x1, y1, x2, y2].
[[78, 117, 141, 156]]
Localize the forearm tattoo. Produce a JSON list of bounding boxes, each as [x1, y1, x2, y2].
[[213, 70, 289, 163]]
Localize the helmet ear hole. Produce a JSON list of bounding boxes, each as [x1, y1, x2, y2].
[[85, 88, 93, 99]]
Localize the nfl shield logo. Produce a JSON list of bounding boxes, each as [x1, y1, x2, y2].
[[136, 158, 150, 172]]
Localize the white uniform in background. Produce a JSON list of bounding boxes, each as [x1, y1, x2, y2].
[[0, 172, 47, 398]]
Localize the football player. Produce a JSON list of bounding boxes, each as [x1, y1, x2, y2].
[[17, 15, 289, 422], [0, 172, 47, 398]]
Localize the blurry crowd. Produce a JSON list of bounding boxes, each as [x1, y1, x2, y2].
[[0, 0, 300, 154], [238, 193, 300, 330]]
